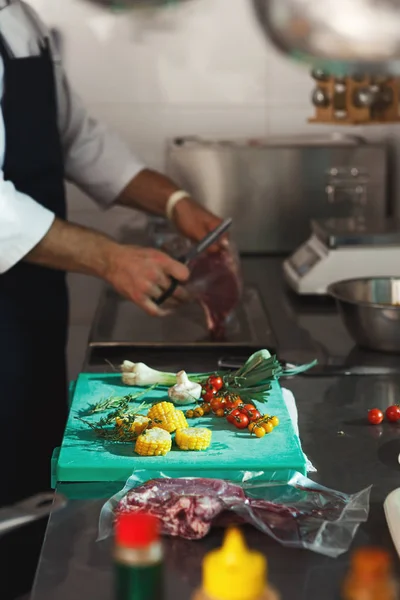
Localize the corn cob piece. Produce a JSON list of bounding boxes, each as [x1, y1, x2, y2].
[[175, 409, 189, 430], [115, 415, 151, 436], [147, 402, 188, 433], [135, 427, 172, 456], [175, 427, 212, 451]]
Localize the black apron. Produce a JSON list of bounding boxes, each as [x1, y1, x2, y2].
[[0, 32, 69, 600], [0, 34, 68, 500]]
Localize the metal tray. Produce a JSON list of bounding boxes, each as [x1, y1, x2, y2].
[[88, 285, 276, 348]]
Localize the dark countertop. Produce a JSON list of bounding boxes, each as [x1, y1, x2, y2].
[[31, 257, 400, 600]]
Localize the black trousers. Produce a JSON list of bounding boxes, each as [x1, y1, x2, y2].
[[0, 320, 68, 599]]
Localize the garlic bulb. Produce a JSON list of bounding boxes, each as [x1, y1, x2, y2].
[[168, 371, 202, 405]]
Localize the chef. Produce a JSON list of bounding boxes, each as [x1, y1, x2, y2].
[[0, 1, 224, 596], [0, 0, 222, 507]]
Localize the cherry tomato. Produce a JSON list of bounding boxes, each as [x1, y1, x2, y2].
[[225, 397, 243, 410], [255, 426, 266, 438], [270, 416, 280, 427], [243, 406, 261, 422], [368, 408, 384, 425], [248, 422, 257, 434], [248, 422, 265, 437], [233, 413, 249, 430], [210, 398, 226, 413], [386, 405, 400, 423], [242, 404, 256, 412], [227, 408, 242, 424], [202, 386, 217, 403], [262, 421, 274, 434], [224, 398, 234, 410], [215, 408, 225, 418], [208, 375, 224, 392]]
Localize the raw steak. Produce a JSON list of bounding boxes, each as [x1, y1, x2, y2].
[[189, 248, 241, 341], [116, 478, 246, 540]]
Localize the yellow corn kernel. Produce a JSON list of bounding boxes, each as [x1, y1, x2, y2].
[[148, 402, 188, 433], [130, 415, 151, 435], [135, 427, 172, 456], [148, 401, 175, 431], [115, 414, 151, 436], [175, 410, 189, 430], [175, 427, 212, 451]]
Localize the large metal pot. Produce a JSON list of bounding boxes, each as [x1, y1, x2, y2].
[[328, 278, 400, 353]]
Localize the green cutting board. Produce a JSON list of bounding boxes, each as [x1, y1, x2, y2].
[[56, 373, 306, 483]]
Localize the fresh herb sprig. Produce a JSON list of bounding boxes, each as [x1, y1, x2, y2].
[[76, 385, 158, 442], [84, 385, 157, 415]]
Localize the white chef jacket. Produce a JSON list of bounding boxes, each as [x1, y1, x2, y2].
[[0, 0, 145, 274]]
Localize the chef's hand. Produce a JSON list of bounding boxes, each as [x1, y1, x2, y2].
[[105, 245, 190, 317], [172, 197, 227, 250], [24, 217, 190, 317]]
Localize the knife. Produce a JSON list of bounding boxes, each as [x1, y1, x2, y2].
[[0, 492, 66, 536], [155, 217, 233, 306]]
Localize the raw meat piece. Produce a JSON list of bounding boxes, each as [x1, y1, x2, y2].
[[116, 478, 246, 540], [115, 477, 364, 544], [189, 249, 241, 341]]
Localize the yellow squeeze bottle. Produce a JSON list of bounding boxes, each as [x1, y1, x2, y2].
[[192, 527, 279, 600]]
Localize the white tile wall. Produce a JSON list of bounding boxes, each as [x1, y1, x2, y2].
[[25, 0, 397, 378]]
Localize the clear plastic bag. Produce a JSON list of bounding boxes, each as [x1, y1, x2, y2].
[[98, 470, 371, 558]]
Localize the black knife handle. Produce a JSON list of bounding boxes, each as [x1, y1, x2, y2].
[[154, 277, 179, 306]]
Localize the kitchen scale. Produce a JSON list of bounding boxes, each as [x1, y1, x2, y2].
[[283, 217, 400, 295]]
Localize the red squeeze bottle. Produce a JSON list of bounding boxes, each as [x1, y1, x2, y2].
[[114, 512, 164, 600]]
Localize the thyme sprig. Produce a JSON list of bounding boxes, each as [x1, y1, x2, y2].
[[84, 385, 157, 415], [76, 385, 159, 443]]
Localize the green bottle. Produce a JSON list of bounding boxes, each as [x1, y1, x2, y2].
[[114, 512, 163, 600]]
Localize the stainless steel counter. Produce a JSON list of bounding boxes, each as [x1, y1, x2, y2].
[[31, 374, 400, 600], [29, 256, 400, 600], [86, 256, 400, 374]]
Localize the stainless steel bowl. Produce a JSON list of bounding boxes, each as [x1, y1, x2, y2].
[[252, 0, 400, 76], [328, 278, 400, 353]]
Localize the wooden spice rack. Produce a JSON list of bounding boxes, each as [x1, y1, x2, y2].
[[310, 69, 400, 125]]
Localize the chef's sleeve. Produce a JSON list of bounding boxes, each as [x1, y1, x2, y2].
[[58, 72, 145, 207], [0, 177, 55, 274]]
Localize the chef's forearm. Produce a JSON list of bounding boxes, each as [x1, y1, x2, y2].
[[116, 168, 180, 216], [24, 217, 118, 279]]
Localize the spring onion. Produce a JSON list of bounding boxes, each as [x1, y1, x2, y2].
[[223, 349, 317, 403], [121, 361, 208, 387]]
